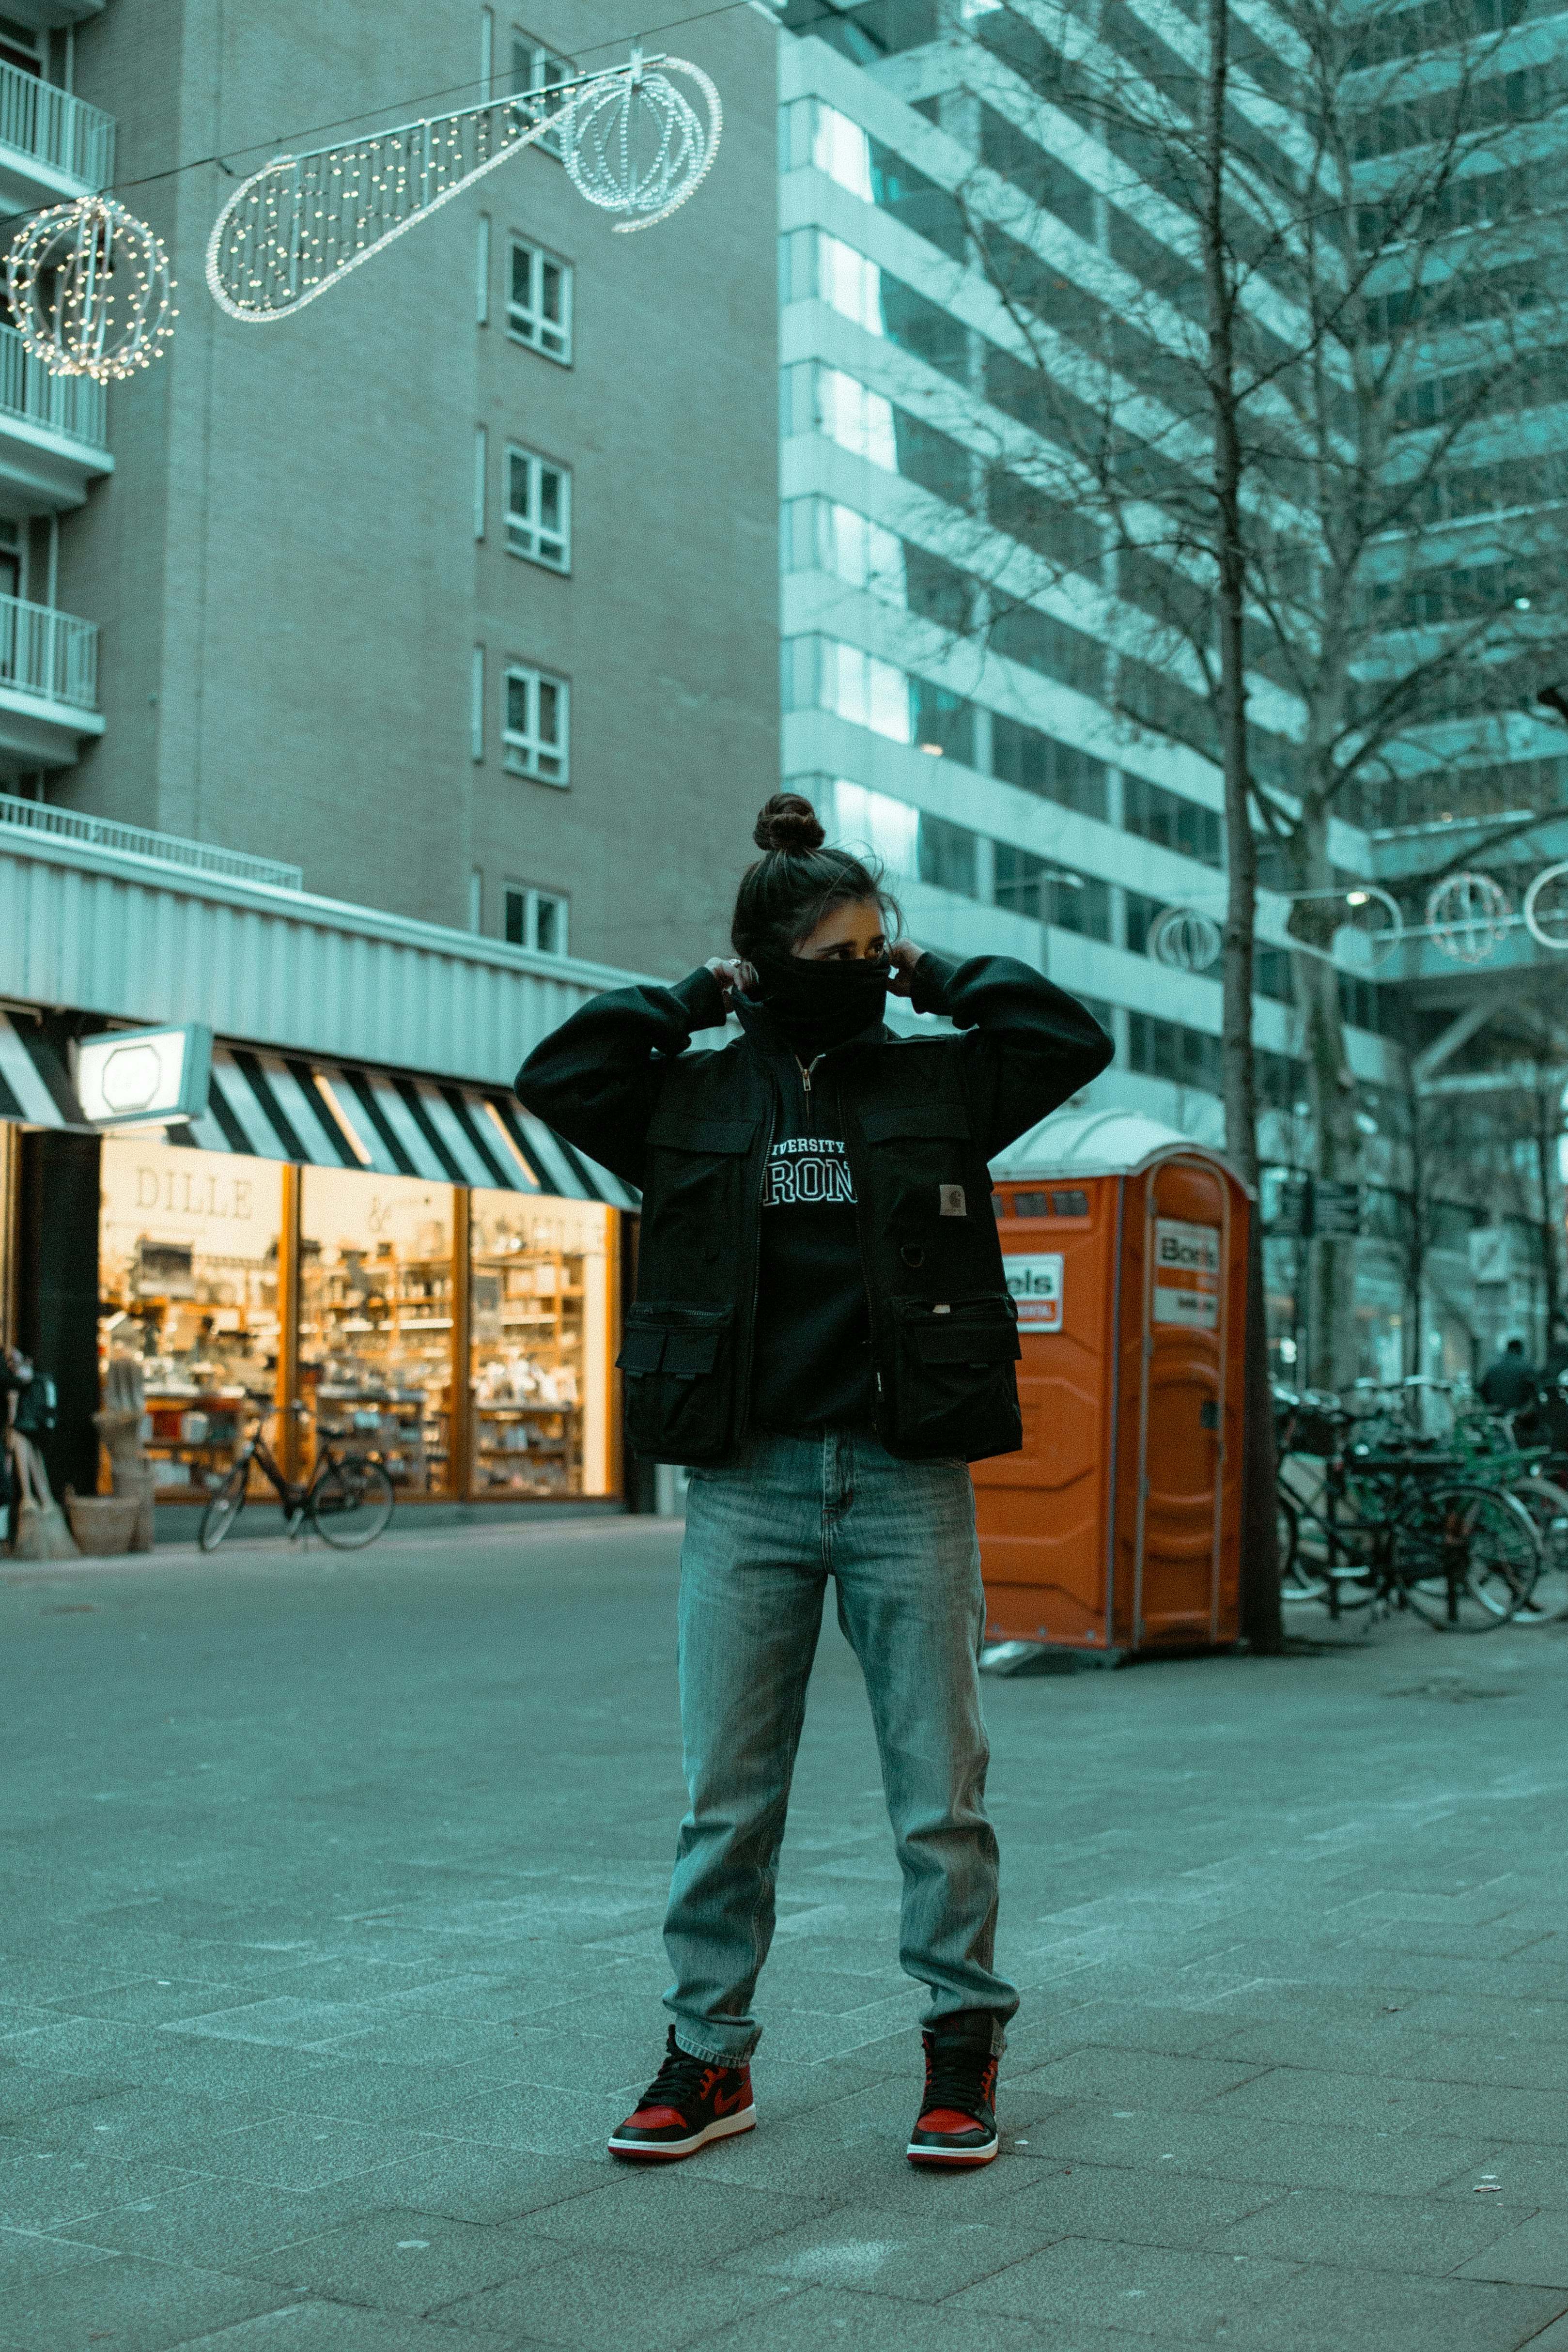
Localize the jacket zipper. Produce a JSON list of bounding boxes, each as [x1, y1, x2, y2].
[[795, 1052, 823, 1131]]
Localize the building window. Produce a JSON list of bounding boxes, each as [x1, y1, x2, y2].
[[510, 31, 574, 157], [504, 664, 568, 785], [506, 447, 571, 571], [504, 884, 569, 955], [508, 236, 572, 362]]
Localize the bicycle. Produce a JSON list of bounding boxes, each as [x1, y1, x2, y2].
[[1449, 1399, 1568, 1625], [198, 1402, 396, 1553], [1274, 1387, 1541, 1631]]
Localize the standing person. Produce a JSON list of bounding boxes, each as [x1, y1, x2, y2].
[[1478, 1336, 1539, 1416], [517, 795, 1112, 2169]]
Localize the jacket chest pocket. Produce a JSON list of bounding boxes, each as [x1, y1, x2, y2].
[[885, 1293, 1022, 1455], [618, 1301, 735, 1461], [643, 1112, 759, 1265], [859, 1101, 975, 1236]]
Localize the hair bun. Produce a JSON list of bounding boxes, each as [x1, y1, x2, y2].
[[753, 791, 825, 856]]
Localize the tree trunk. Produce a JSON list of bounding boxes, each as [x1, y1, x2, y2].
[[1202, 0, 1282, 1655]]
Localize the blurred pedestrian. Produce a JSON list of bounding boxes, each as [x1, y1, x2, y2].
[[520, 793, 1112, 2169], [1478, 1336, 1539, 1415]]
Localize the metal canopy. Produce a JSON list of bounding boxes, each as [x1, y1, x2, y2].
[[0, 1010, 635, 1209]]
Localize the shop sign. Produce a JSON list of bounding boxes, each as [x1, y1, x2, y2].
[[1153, 1218, 1221, 1330], [74, 1024, 213, 1128], [1006, 1252, 1064, 1331]]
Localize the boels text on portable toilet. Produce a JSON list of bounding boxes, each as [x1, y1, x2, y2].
[[975, 1107, 1252, 1663]]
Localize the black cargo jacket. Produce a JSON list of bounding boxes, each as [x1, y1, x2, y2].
[[516, 952, 1113, 1466]]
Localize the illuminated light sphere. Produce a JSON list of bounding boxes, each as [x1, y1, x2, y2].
[[6, 196, 175, 382], [564, 57, 721, 233], [1149, 907, 1223, 972], [1426, 871, 1512, 965], [1523, 860, 1568, 952]]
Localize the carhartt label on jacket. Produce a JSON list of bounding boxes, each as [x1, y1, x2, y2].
[[762, 1136, 856, 1207], [939, 1185, 967, 1218]]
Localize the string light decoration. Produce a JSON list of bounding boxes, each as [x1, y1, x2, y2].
[[205, 53, 720, 324], [1149, 907, 1223, 972], [6, 197, 175, 382], [1523, 860, 1568, 951], [566, 53, 721, 232], [1426, 871, 1513, 964]]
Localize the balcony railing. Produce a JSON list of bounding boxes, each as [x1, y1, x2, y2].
[[0, 594, 97, 710], [0, 321, 106, 449], [0, 60, 114, 189], [0, 790, 304, 890]]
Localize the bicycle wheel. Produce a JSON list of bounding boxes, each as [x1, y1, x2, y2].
[[1509, 1478, 1568, 1623], [1398, 1484, 1541, 1631], [198, 1461, 248, 1552], [308, 1455, 395, 1549]]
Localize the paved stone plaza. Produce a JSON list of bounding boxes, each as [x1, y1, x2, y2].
[[3, 1518, 1568, 2352]]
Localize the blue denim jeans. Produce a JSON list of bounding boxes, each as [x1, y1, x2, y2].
[[663, 1427, 1018, 2064]]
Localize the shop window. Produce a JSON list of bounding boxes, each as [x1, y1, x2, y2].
[[508, 237, 572, 361], [98, 1139, 284, 1504], [509, 32, 574, 157], [469, 1191, 615, 1497], [506, 446, 571, 572], [504, 663, 569, 784], [504, 884, 568, 954], [298, 1168, 456, 1499]]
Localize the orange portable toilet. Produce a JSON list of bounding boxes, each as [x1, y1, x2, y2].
[[976, 1108, 1252, 1666]]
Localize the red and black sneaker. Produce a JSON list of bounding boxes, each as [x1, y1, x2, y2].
[[906, 2012, 1001, 2167], [607, 2026, 756, 2163]]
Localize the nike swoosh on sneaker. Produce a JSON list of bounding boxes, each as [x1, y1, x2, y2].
[[711, 2082, 749, 2116]]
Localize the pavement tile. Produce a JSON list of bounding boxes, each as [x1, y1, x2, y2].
[[1210, 2183, 1533, 2275], [1455, 2211, 1568, 2287], [683, 2282, 1185, 2349], [59, 2177, 391, 2270], [235, 2207, 559, 2313], [169, 2116, 435, 2192], [39, 1979, 261, 2028], [942, 2234, 1300, 2337], [1209, 2064, 1568, 2146], [1009, 2101, 1488, 2194], [0, 2222, 121, 2290], [531, 2172, 839, 2260], [169, 2303, 461, 2349], [721, 2206, 1068, 2300], [1207, 2265, 1568, 2351], [0, 2150, 196, 2232], [428, 2246, 802, 2345], [339, 2139, 610, 2225], [1005, 2048, 1269, 2115], [0, 2250, 291, 2351]]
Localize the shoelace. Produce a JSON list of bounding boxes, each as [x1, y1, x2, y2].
[[640, 2042, 718, 2111], [921, 2046, 996, 2120]]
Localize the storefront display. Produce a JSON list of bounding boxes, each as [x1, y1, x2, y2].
[[470, 1190, 615, 1498], [299, 1168, 456, 1498], [98, 1139, 283, 1501], [93, 1138, 621, 1506]]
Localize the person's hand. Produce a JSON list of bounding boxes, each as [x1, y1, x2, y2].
[[705, 956, 756, 1008], [885, 939, 926, 999]]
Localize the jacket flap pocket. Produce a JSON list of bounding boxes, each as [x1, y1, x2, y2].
[[860, 1104, 970, 1145], [898, 1296, 1021, 1366], [617, 1327, 667, 1376], [646, 1112, 759, 1155], [618, 1300, 732, 1379]]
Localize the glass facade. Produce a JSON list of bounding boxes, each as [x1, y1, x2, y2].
[[98, 1139, 283, 1500], [469, 1190, 615, 1498], [93, 1138, 619, 1506], [299, 1168, 457, 1500]]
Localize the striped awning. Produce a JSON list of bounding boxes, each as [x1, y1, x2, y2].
[[0, 1010, 636, 1209]]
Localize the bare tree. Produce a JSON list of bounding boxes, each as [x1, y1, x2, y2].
[[945, 0, 1568, 1374]]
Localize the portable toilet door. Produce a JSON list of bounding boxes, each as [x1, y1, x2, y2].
[[1127, 1146, 1249, 1652], [978, 1108, 1252, 1664]]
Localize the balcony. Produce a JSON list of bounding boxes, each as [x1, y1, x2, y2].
[[0, 59, 114, 214], [0, 322, 109, 509], [0, 591, 102, 767], [3, 4, 108, 26]]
